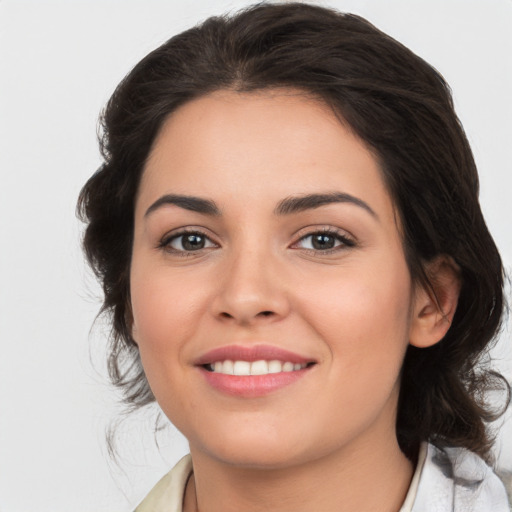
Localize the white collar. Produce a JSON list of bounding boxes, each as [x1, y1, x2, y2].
[[134, 443, 510, 512], [399, 442, 428, 512]]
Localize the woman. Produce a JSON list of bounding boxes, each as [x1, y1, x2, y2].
[[78, 3, 510, 511]]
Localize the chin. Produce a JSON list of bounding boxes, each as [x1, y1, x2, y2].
[[211, 445, 308, 470], [190, 427, 313, 470]]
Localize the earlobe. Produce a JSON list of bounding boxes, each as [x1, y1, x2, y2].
[[131, 327, 139, 347], [130, 325, 139, 347], [409, 256, 461, 349], [130, 328, 139, 347], [126, 302, 139, 346]]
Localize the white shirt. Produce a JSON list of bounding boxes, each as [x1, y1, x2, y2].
[[134, 443, 510, 511]]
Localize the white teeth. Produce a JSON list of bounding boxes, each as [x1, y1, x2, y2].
[[222, 360, 234, 374], [282, 362, 294, 372], [250, 360, 269, 375], [233, 361, 251, 376], [207, 359, 308, 375], [268, 360, 283, 373]]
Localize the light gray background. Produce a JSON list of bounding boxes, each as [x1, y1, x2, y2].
[[0, 1, 510, 511]]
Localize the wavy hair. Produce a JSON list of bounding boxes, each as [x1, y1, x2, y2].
[[77, 2, 509, 461]]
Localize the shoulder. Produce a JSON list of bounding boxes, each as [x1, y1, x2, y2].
[[497, 469, 512, 507], [132, 448, 511, 512], [134, 454, 192, 512], [412, 443, 510, 511]]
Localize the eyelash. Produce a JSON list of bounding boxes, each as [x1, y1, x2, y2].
[[292, 228, 356, 255], [158, 227, 356, 256], [158, 229, 217, 257]]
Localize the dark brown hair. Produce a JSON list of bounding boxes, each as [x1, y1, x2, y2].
[[77, 2, 509, 461]]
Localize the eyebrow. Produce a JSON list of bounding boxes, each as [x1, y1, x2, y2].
[[144, 192, 377, 219], [275, 192, 377, 218], [144, 194, 221, 218]]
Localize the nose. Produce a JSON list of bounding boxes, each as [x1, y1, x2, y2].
[[210, 246, 291, 326]]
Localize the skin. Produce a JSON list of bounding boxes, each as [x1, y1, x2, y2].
[[130, 89, 459, 512]]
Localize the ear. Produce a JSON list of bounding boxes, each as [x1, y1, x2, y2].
[[125, 301, 139, 346], [409, 255, 461, 348]]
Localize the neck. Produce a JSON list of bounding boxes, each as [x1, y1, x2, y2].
[[184, 431, 414, 512]]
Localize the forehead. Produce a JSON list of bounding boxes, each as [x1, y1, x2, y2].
[[137, 89, 395, 223]]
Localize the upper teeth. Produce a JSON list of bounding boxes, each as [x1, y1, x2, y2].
[[207, 360, 307, 376]]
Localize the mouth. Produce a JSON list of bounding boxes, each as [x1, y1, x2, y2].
[[203, 360, 314, 375], [195, 344, 317, 397]]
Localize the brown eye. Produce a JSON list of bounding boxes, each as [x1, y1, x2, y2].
[[311, 234, 336, 250], [295, 230, 355, 252], [164, 231, 216, 252], [181, 234, 206, 250]]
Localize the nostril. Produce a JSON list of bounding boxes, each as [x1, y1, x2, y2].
[[216, 309, 278, 322]]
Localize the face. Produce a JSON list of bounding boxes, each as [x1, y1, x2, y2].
[[130, 90, 418, 469]]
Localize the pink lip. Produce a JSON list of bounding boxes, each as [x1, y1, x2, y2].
[[200, 369, 311, 397], [194, 344, 313, 365], [195, 344, 316, 398]]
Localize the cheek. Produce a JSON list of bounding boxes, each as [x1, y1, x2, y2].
[[129, 264, 206, 387], [295, 258, 413, 381], [294, 264, 413, 441]]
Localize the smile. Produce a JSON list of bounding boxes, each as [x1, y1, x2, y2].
[[204, 360, 309, 375], [195, 344, 316, 397]]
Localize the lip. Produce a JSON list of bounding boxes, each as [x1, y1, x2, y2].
[[195, 344, 316, 398], [194, 344, 314, 365]]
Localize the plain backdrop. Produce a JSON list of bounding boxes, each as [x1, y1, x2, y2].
[[0, 1, 511, 510]]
